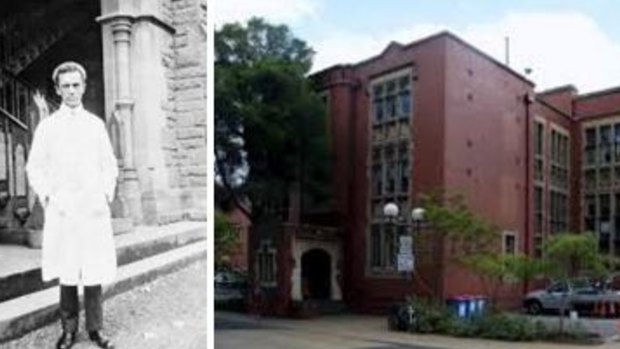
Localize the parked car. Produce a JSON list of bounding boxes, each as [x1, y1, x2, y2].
[[215, 269, 248, 310], [524, 278, 620, 315]]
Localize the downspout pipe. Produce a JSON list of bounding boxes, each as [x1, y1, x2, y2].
[[523, 92, 534, 295]]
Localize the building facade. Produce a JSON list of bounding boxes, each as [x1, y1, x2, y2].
[[0, 0, 206, 244], [304, 31, 620, 313]]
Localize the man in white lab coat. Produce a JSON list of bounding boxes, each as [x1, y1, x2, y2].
[[26, 61, 118, 349]]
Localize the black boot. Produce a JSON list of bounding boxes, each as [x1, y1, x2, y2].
[[55, 332, 77, 349], [89, 331, 115, 349]]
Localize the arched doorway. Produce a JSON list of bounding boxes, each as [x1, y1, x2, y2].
[[301, 248, 331, 300]]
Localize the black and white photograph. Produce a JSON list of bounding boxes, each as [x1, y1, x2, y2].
[[0, 1, 207, 348]]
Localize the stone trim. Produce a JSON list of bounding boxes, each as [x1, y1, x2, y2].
[[96, 13, 176, 35]]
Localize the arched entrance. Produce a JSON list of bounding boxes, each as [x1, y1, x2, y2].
[[301, 248, 331, 300]]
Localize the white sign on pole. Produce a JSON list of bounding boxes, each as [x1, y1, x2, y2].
[[399, 235, 413, 254], [397, 253, 414, 272]]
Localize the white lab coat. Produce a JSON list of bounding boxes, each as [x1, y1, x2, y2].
[[26, 104, 119, 286]]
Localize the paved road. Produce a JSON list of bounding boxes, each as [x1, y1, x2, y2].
[[215, 311, 620, 349], [215, 312, 442, 349], [1, 259, 206, 349], [528, 314, 619, 339]]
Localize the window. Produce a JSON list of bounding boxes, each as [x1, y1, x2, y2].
[[549, 191, 568, 234], [533, 121, 544, 182], [534, 122, 544, 156], [615, 124, 620, 161], [370, 224, 398, 269], [550, 129, 569, 190], [372, 163, 383, 196], [373, 98, 384, 123], [256, 241, 277, 286], [533, 235, 543, 259], [384, 225, 397, 267], [534, 186, 544, 234], [598, 194, 611, 254], [549, 281, 568, 293], [585, 127, 596, 165], [584, 194, 596, 232], [399, 143, 409, 193], [600, 125, 612, 164], [385, 145, 396, 194], [599, 194, 611, 219], [502, 231, 517, 254], [582, 121, 620, 256], [600, 168, 611, 189], [372, 72, 411, 125], [368, 68, 413, 273], [584, 169, 596, 191], [549, 127, 570, 234], [397, 76, 411, 118]]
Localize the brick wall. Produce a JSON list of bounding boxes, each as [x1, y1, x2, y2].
[[164, 0, 207, 219]]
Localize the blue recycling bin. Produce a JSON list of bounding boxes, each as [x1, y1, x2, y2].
[[447, 295, 488, 318], [466, 296, 487, 316], [474, 296, 487, 315], [467, 296, 477, 316], [446, 297, 469, 318]]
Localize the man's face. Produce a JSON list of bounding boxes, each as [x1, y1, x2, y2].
[[56, 71, 85, 108]]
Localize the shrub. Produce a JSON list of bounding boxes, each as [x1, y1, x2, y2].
[[475, 314, 542, 341], [408, 297, 457, 334], [403, 297, 555, 342]]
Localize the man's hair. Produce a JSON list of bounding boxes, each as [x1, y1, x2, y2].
[[52, 61, 87, 86]]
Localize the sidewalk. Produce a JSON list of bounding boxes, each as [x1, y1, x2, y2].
[[0, 221, 207, 343], [1, 258, 206, 348], [216, 311, 620, 349]]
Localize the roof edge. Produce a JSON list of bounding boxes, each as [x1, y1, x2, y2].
[[311, 31, 535, 87], [537, 84, 578, 96], [576, 86, 620, 100]]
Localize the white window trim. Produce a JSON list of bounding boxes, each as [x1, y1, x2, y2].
[[502, 230, 517, 255], [365, 66, 415, 277], [256, 240, 278, 287]]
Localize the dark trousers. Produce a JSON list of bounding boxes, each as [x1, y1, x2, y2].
[[59, 285, 103, 333]]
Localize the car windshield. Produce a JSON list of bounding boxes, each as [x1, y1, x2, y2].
[[569, 278, 592, 289]]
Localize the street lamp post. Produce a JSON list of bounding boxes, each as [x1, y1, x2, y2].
[[384, 202, 426, 329], [411, 207, 425, 237], [383, 203, 426, 275]]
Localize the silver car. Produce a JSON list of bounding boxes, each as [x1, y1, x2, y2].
[[523, 278, 601, 315]]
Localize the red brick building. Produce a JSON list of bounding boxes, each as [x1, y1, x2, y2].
[[250, 31, 620, 315]]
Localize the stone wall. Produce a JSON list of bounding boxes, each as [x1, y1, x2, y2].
[[164, 0, 207, 220]]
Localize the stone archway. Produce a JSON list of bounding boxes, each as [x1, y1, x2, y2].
[[301, 248, 331, 300]]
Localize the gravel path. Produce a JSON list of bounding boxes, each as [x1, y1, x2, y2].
[[1, 258, 207, 349]]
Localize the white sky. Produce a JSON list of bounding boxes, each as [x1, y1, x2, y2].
[[216, 1, 620, 93]]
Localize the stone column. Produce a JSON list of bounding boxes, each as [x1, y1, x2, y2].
[[114, 17, 143, 225], [100, 15, 143, 225]]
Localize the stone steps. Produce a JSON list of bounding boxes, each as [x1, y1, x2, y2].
[[0, 221, 206, 343], [0, 222, 205, 304]]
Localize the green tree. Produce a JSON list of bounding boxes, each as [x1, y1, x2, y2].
[[543, 232, 606, 279], [421, 191, 505, 307], [215, 17, 330, 226], [421, 190, 546, 310], [543, 232, 608, 334], [214, 210, 239, 268]]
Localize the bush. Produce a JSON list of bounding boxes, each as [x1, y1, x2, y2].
[[472, 314, 543, 341], [408, 297, 456, 334], [401, 297, 554, 342]]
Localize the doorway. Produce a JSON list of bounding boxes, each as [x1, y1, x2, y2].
[[301, 248, 331, 300]]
